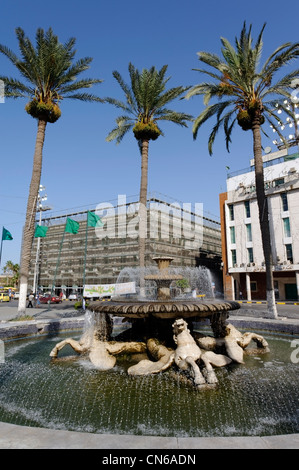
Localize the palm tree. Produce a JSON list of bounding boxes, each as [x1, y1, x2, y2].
[[185, 23, 299, 318], [3, 261, 19, 288], [0, 27, 103, 314], [105, 63, 192, 284]]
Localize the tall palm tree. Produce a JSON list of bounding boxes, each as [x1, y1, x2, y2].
[[0, 27, 103, 314], [185, 23, 299, 318], [105, 63, 192, 285]]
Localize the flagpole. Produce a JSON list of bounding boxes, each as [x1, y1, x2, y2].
[[82, 215, 89, 308], [0, 227, 3, 270], [49, 221, 66, 309]]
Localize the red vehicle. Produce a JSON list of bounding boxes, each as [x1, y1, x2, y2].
[[39, 294, 62, 304]]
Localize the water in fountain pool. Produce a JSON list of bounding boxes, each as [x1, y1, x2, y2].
[[0, 328, 298, 437]]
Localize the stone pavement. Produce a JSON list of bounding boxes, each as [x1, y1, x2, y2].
[[0, 302, 298, 449]]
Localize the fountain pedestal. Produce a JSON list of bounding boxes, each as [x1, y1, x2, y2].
[[144, 256, 183, 301], [88, 257, 240, 346]]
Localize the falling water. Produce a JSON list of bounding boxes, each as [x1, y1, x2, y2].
[[115, 265, 215, 299]]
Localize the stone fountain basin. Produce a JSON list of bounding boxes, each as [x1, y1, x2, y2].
[[88, 299, 240, 320]]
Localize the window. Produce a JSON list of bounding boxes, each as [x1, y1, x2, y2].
[[228, 204, 234, 221], [283, 217, 291, 238], [274, 178, 284, 187], [281, 193, 288, 212], [285, 244, 293, 263], [246, 224, 252, 242], [230, 226, 236, 244], [231, 249, 237, 265], [250, 281, 257, 292], [247, 247, 254, 263], [244, 200, 251, 218]]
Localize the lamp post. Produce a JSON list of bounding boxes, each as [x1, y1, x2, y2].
[[270, 99, 299, 151], [32, 185, 52, 294]]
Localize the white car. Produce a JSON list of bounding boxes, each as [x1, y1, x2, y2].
[[68, 292, 78, 301]]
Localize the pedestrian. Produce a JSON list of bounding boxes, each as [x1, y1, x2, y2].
[[36, 293, 40, 308], [239, 291, 243, 300], [27, 292, 34, 308]]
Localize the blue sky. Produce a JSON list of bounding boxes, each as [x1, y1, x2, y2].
[[0, 0, 298, 268]]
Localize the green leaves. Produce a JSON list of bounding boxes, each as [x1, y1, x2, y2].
[[188, 22, 299, 154], [105, 63, 192, 144], [0, 27, 103, 121]]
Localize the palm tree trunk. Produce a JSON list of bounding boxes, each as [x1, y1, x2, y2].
[[252, 121, 277, 319], [18, 119, 47, 314], [138, 139, 149, 296]]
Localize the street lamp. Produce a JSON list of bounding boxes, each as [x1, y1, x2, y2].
[[270, 99, 299, 151], [32, 185, 52, 294]]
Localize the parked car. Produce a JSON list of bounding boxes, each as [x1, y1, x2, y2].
[[14, 292, 20, 299], [68, 292, 78, 301], [0, 292, 10, 302], [39, 294, 62, 304]]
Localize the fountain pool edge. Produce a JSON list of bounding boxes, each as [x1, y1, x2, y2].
[[0, 421, 298, 449], [0, 315, 299, 449]]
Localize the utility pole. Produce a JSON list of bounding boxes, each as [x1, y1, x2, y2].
[[32, 185, 52, 294]]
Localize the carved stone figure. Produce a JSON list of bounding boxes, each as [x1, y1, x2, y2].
[[50, 329, 147, 370], [195, 323, 270, 364], [50, 315, 269, 388], [171, 318, 206, 385]]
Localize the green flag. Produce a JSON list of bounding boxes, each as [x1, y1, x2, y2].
[[2, 227, 13, 240], [34, 225, 48, 238], [65, 218, 79, 234], [87, 211, 104, 228]]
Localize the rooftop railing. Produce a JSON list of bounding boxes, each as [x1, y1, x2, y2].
[[227, 151, 299, 179]]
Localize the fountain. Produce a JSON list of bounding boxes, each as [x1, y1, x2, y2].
[[50, 258, 270, 388], [1, 263, 298, 440]]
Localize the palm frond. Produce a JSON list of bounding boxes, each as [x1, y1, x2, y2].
[[197, 51, 224, 71], [104, 96, 135, 115], [263, 109, 289, 147], [261, 70, 299, 98], [0, 76, 34, 97], [58, 78, 103, 95], [106, 122, 132, 144], [207, 109, 236, 155], [155, 109, 193, 126], [63, 92, 103, 102], [192, 100, 234, 139]]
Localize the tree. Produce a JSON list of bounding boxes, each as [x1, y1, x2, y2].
[[185, 23, 299, 318], [0, 27, 103, 314], [3, 261, 19, 287], [105, 63, 192, 285]]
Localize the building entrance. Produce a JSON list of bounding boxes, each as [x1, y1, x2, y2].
[[285, 283, 297, 301]]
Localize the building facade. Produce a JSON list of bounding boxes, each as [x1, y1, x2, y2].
[[29, 194, 222, 296], [220, 148, 299, 301]]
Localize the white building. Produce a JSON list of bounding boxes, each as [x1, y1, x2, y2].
[[220, 147, 299, 302]]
